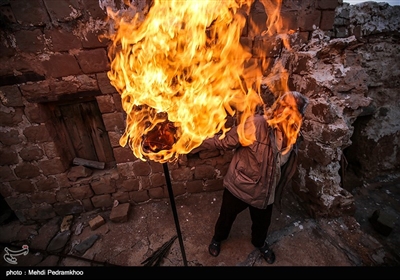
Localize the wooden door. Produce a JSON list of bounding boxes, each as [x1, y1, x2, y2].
[[50, 99, 115, 164]]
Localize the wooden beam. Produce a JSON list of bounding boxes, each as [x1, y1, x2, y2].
[[73, 157, 105, 170]]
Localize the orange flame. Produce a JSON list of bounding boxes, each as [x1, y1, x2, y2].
[[106, 0, 296, 163], [265, 92, 304, 155]]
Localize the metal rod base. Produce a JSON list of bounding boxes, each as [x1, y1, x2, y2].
[[163, 162, 188, 266]]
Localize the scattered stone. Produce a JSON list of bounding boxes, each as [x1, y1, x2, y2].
[[69, 240, 80, 254], [60, 215, 73, 232], [47, 230, 71, 253], [74, 222, 84, 235], [369, 209, 395, 236], [110, 203, 130, 223], [73, 234, 100, 255], [89, 215, 105, 230]]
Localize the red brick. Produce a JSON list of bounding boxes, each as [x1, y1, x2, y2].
[[317, 0, 339, 10], [0, 108, 23, 126], [5, 195, 32, 210], [20, 82, 51, 103], [0, 85, 23, 107], [0, 129, 21, 145], [102, 112, 125, 131], [37, 158, 69, 175], [129, 190, 149, 203], [91, 194, 113, 208], [148, 187, 166, 199], [89, 215, 105, 230], [15, 29, 45, 53], [298, 10, 321, 31], [19, 145, 44, 161], [110, 203, 130, 223], [44, 0, 81, 23], [150, 173, 165, 188], [112, 191, 130, 203], [10, 179, 35, 193], [132, 161, 151, 176], [171, 167, 193, 181], [204, 179, 224, 192], [42, 54, 81, 78], [14, 163, 40, 179], [95, 95, 115, 113], [320, 10, 336, 30], [81, 31, 110, 49], [96, 72, 117, 94], [120, 178, 140, 192], [75, 49, 109, 74], [107, 131, 122, 147], [186, 180, 204, 193], [69, 184, 94, 199], [23, 125, 51, 143], [113, 147, 136, 163], [194, 165, 216, 180], [44, 29, 81, 52], [82, 0, 108, 19], [90, 177, 116, 194], [0, 149, 18, 165], [36, 177, 58, 191], [24, 102, 49, 123], [10, 0, 50, 26], [30, 192, 57, 204]]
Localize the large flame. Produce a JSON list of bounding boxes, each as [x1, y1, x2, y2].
[[106, 0, 295, 163], [266, 92, 304, 155]]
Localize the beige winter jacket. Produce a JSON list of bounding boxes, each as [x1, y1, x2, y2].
[[194, 114, 296, 209]]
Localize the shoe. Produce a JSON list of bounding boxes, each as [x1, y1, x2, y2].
[[259, 243, 275, 264], [208, 239, 221, 257]]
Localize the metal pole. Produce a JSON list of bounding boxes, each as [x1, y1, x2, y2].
[[162, 162, 188, 266]]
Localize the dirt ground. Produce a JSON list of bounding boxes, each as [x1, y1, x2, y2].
[[0, 178, 399, 279]]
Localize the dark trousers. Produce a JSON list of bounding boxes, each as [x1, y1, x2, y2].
[[213, 188, 274, 248]]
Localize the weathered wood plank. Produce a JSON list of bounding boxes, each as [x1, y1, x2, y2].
[[73, 157, 105, 169]]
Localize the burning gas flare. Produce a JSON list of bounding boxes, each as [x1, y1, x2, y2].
[[106, 0, 300, 163]]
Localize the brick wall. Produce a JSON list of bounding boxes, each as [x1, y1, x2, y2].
[[0, 0, 350, 223]]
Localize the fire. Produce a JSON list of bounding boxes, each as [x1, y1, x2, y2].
[[265, 92, 304, 155], [105, 0, 297, 163]]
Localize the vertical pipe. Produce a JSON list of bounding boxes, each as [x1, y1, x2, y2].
[[162, 162, 188, 266]]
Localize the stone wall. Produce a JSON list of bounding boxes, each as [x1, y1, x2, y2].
[[336, 2, 400, 185], [0, 0, 398, 223], [276, 1, 400, 217]]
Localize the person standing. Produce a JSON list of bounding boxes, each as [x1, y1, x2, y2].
[[191, 91, 309, 264]]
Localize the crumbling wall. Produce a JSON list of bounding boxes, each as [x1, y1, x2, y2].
[[275, 1, 400, 218], [0, 0, 398, 223], [284, 30, 372, 217], [336, 2, 400, 186]]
